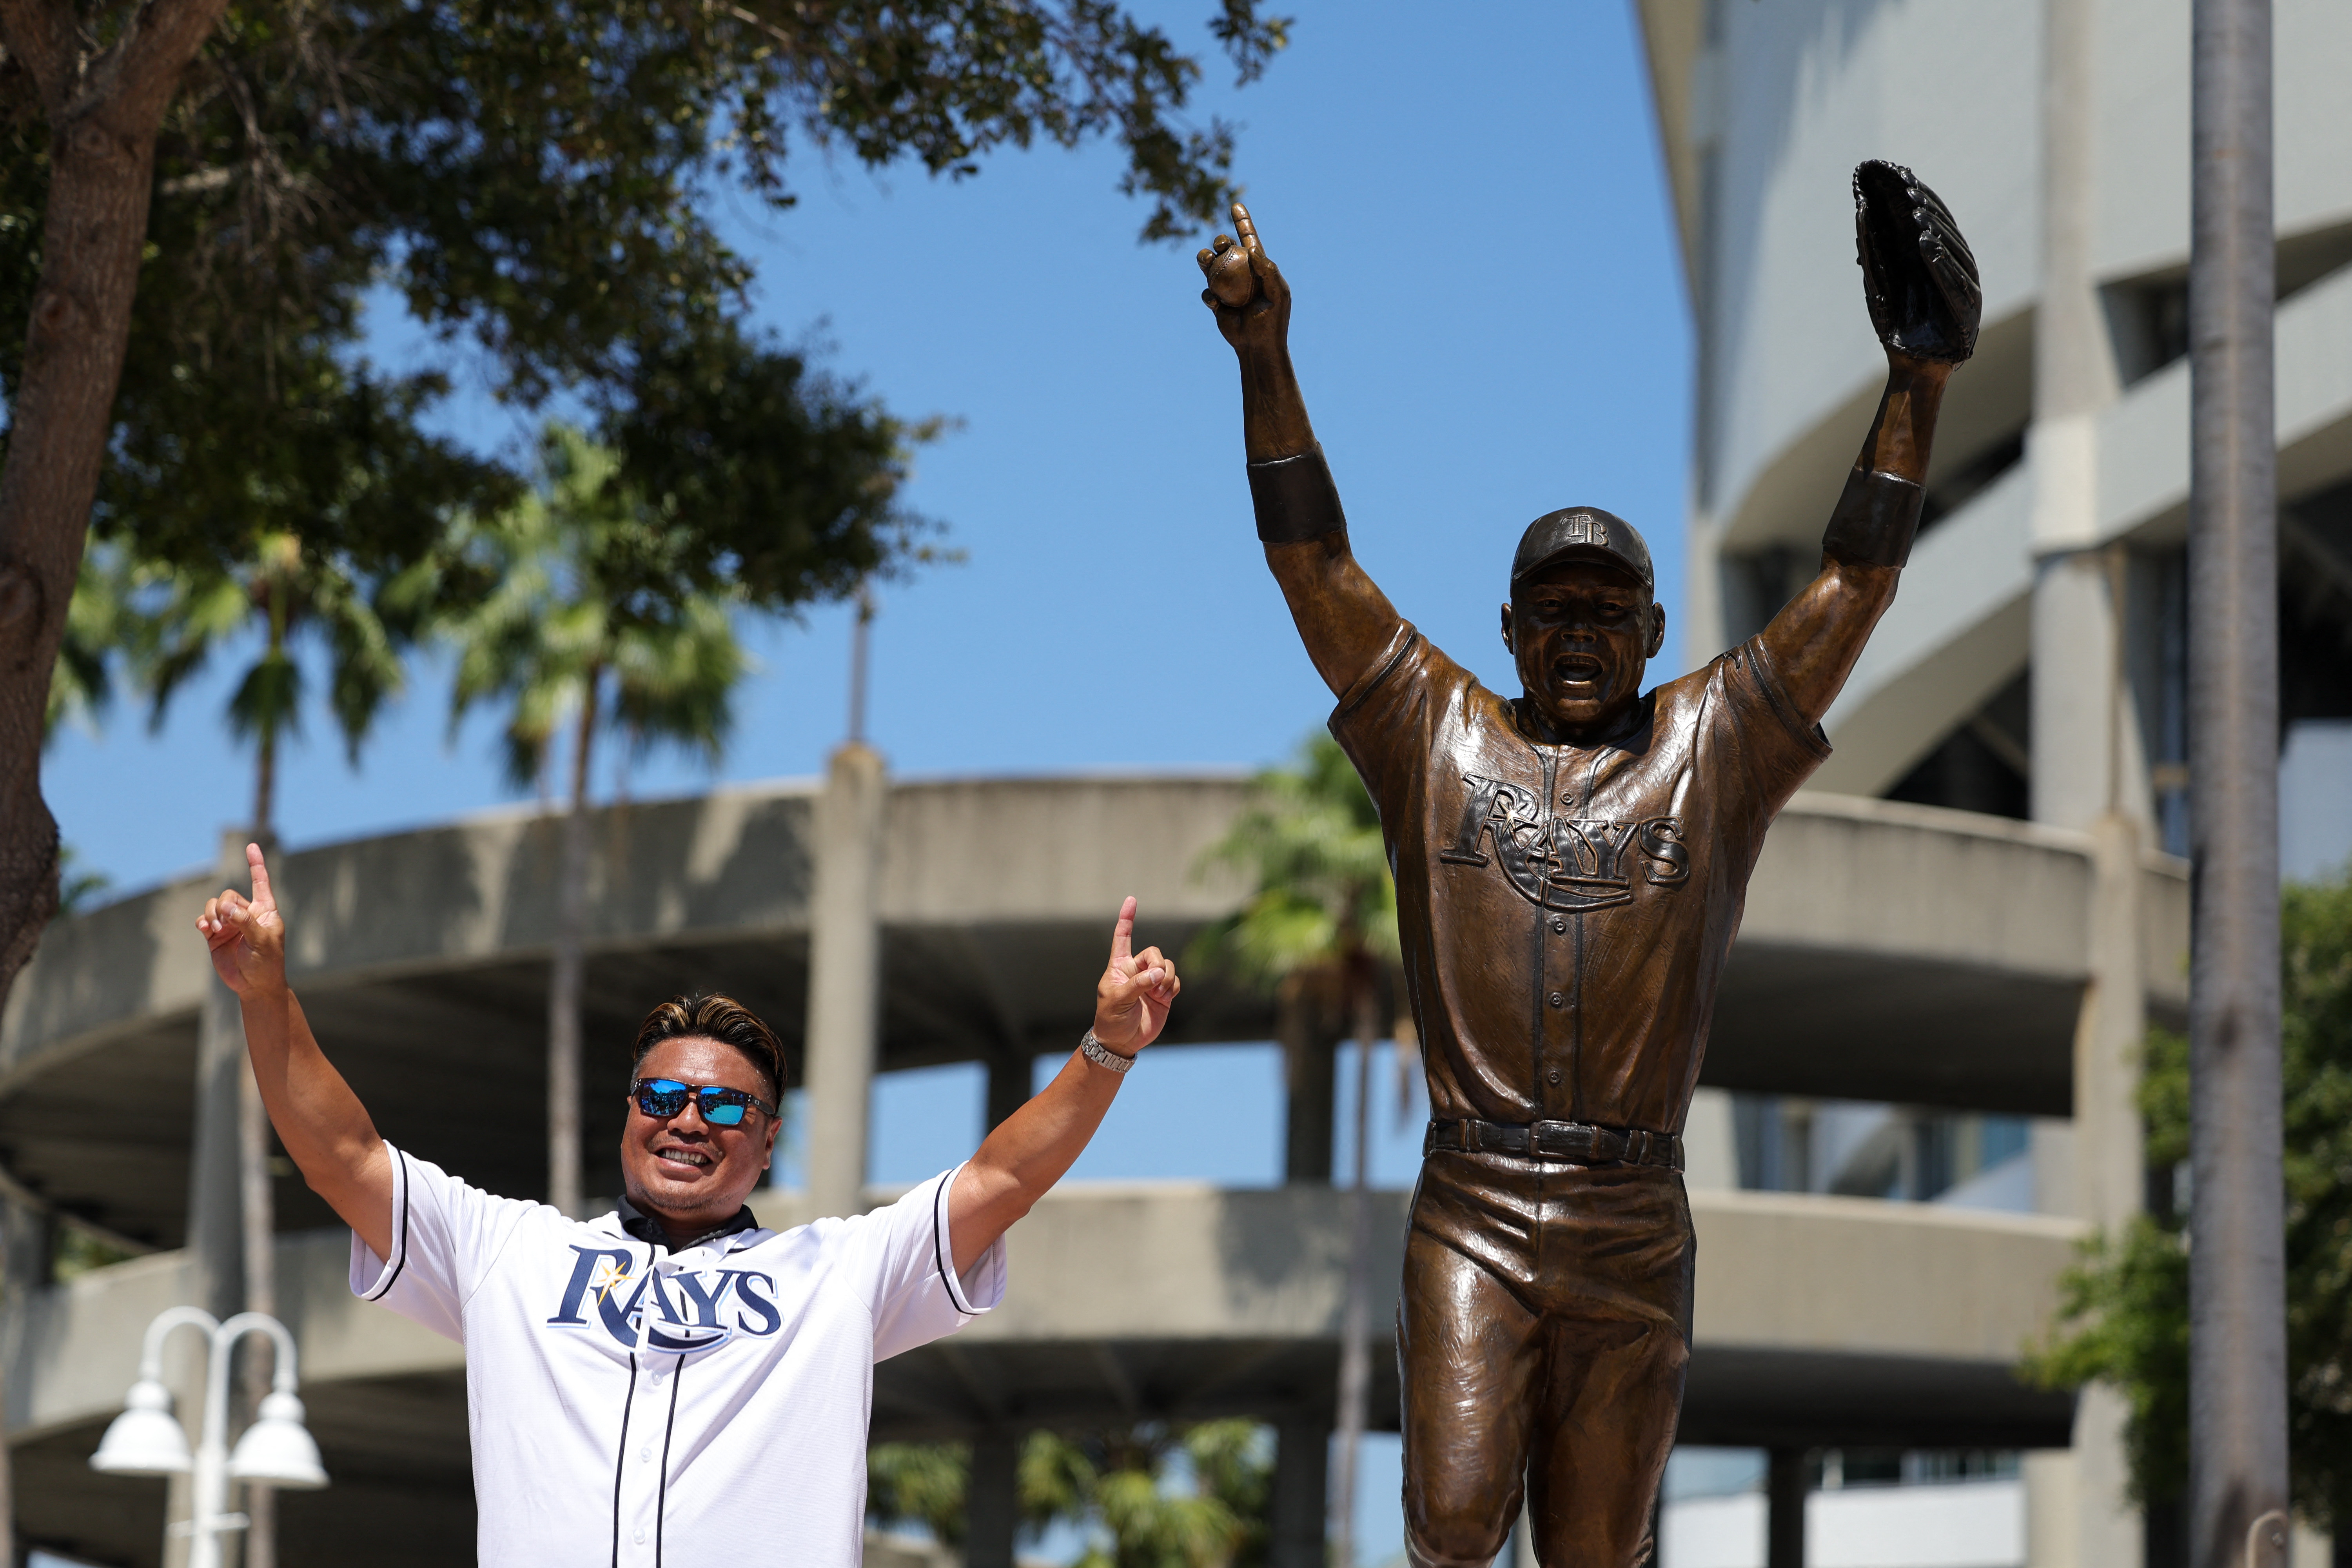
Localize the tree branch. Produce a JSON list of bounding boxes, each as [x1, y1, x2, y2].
[[0, 0, 78, 117], [78, 0, 226, 125]]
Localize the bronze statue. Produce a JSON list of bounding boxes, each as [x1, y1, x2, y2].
[[1197, 161, 1979, 1568]]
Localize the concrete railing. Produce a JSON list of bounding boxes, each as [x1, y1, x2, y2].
[[0, 780, 2183, 1092], [8, 1183, 2084, 1446]]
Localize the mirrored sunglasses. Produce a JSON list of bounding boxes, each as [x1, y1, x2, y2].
[[630, 1077, 774, 1128]]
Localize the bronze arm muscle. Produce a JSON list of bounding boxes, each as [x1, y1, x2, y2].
[[1758, 161, 1982, 727], [1757, 355, 1950, 726], [1199, 203, 1405, 698]]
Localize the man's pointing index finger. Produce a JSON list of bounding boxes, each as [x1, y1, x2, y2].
[[246, 842, 277, 913], [1110, 895, 1137, 964]]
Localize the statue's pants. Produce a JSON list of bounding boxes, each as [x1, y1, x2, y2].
[[1398, 1153, 1694, 1568]]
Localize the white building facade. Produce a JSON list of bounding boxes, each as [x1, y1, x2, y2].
[[1637, 2, 2352, 1564]]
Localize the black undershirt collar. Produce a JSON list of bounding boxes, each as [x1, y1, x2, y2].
[[615, 1195, 759, 1252]]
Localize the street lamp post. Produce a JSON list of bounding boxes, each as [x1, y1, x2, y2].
[[88, 1306, 328, 1568]]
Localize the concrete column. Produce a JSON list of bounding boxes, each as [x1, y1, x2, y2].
[[1269, 1419, 1328, 1568], [2032, 554, 2146, 830], [2057, 796, 2153, 1568], [2030, 8, 2152, 1563], [1279, 1005, 1336, 1185], [965, 1431, 1018, 1568], [1766, 1448, 1805, 1568], [802, 744, 886, 1219], [2023, 1449, 2079, 1568], [984, 1046, 1031, 1133], [2029, 0, 2135, 831]]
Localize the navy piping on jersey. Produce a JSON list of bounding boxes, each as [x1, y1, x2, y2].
[[654, 1360, 684, 1566], [933, 1176, 981, 1316], [609, 1352, 640, 1568], [361, 1149, 414, 1301]]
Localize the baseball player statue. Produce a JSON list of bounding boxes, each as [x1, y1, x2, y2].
[[198, 856, 1180, 1565], [1196, 161, 1978, 1568]]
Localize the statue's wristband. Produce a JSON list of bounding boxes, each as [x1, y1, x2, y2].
[[1247, 445, 1347, 545], [1821, 467, 1926, 568]]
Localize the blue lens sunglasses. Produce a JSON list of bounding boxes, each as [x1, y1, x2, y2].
[[630, 1077, 775, 1128]]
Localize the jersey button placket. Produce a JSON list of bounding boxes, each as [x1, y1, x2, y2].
[[617, 1352, 663, 1564], [1539, 911, 1574, 1118]]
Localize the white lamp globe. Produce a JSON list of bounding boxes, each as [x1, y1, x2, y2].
[[228, 1390, 328, 1490], [89, 1378, 192, 1477]]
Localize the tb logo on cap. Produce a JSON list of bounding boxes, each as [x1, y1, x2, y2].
[[1560, 512, 1609, 548]]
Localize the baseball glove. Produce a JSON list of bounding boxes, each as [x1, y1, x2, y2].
[[1853, 160, 1980, 364]]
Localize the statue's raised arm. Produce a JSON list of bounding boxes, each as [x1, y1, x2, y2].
[[1757, 160, 1982, 724], [1198, 203, 1406, 698]]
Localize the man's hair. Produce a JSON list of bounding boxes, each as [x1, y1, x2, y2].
[[630, 994, 786, 1100]]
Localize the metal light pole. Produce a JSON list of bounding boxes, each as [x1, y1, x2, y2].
[[2187, 3, 2289, 1568], [89, 1307, 328, 1568]]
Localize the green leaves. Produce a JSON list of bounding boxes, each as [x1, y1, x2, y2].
[[441, 424, 754, 794], [4, 0, 1289, 564], [2024, 866, 2352, 1525], [605, 326, 950, 612], [867, 1421, 1272, 1567]]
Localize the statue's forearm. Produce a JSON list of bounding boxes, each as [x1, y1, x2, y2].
[[1236, 342, 1344, 547], [1822, 359, 1951, 570], [1238, 344, 1316, 463]]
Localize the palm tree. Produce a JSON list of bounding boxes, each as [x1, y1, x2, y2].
[[46, 543, 127, 750], [122, 523, 426, 1568], [132, 530, 412, 839], [867, 1422, 1271, 1567], [1192, 734, 1400, 1568], [442, 425, 751, 1217]]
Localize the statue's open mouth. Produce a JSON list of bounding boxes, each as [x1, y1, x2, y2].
[[1552, 654, 1603, 685]]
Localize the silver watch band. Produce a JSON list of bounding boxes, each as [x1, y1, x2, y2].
[[1078, 1029, 1134, 1074]]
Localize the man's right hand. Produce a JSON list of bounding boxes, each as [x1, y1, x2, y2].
[[1198, 201, 1290, 358], [198, 842, 288, 1000]]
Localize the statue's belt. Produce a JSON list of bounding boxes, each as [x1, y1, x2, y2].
[[1424, 1117, 1683, 1171]]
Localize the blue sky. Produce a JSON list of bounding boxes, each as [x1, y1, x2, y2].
[[43, 7, 1692, 1560], [44, 0, 1693, 899]]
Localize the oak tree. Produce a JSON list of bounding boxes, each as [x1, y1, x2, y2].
[[0, 0, 1288, 1003]]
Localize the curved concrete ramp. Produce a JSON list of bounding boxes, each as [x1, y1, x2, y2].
[[6, 1184, 2080, 1565], [0, 779, 2183, 1248]]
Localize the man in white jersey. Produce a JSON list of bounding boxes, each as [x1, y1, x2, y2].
[[196, 842, 1181, 1566]]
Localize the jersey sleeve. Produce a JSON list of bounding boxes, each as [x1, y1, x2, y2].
[[1327, 622, 1476, 826], [829, 1165, 1007, 1362], [348, 1142, 535, 1343], [1709, 634, 1835, 830]]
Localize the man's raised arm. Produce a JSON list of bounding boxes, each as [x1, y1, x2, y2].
[[198, 844, 395, 1259], [1759, 162, 1982, 725], [1198, 203, 1403, 698]]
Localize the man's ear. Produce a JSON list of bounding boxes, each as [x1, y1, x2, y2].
[[1646, 602, 1668, 660], [1499, 602, 1515, 654]]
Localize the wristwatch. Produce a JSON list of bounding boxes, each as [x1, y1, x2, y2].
[[1078, 1029, 1135, 1074]]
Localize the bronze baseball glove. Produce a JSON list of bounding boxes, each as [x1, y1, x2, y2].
[[1853, 160, 1980, 364]]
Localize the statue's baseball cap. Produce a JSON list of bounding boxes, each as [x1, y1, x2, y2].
[[1511, 507, 1654, 593]]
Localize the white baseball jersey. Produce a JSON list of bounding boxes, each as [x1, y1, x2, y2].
[[349, 1142, 1005, 1566]]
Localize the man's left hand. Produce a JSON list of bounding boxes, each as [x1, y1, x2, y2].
[[1092, 896, 1179, 1056]]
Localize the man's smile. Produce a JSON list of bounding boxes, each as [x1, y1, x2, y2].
[[655, 1144, 715, 1171]]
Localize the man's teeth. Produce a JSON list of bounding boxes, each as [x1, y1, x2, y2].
[[658, 1149, 711, 1168]]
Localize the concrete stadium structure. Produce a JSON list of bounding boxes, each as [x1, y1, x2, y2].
[[1637, 0, 2352, 1563], [7, 1, 2345, 1564], [0, 772, 2172, 1565]]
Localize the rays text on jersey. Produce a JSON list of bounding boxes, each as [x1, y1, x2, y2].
[[546, 1246, 784, 1351], [1437, 775, 1690, 911]]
